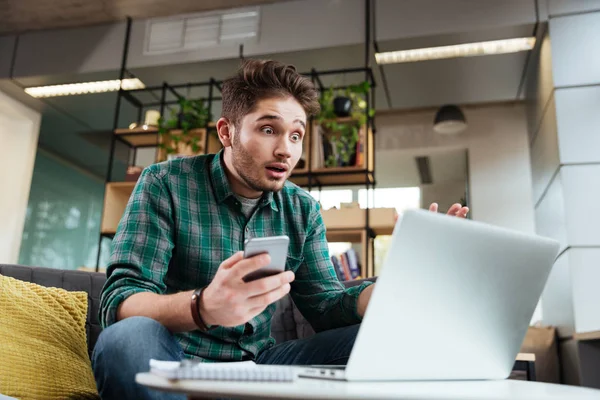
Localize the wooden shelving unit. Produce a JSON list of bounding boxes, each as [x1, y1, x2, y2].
[[322, 207, 395, 278], [101, 182, 136, 235], [322, 207, 396, 236], [286, 107, 381, 278], [289, 119, 374, 187]]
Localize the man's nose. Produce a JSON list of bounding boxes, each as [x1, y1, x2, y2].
[[274, 136, 292, 158]]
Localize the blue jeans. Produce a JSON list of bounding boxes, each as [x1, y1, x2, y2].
[[92, 316, 359, 400]]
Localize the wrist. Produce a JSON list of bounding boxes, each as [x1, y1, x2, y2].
[[197, 288, 213, 326], [191, 287, 216, 331]]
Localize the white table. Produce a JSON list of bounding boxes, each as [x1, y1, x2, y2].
[[136, 372, 600, 400]]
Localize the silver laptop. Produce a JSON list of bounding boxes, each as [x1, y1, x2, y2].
[[299, 209, 559, 381]]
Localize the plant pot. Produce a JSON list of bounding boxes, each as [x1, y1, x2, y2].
[[333, 96, 352, 117]]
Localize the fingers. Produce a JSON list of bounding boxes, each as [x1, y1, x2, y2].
[[429, 203, 438, 213], [244, 271, 295, 297], [446, 203, 462, 216], [246, 283, 292, 309], [448, 204, 469, 218], [230, 253, 272, 280], [219, 251, 244, 270]]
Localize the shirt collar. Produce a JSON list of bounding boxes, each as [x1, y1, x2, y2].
[[210, 150, 279, 212]]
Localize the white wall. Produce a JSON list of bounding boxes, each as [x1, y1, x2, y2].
[[377, 102, 535, 234], [377, 102, 541, 323], [420, 180, 467, 214], [0, 90, 41, 263]]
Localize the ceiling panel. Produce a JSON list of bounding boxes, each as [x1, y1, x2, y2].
[[382, 51, 529, 109]]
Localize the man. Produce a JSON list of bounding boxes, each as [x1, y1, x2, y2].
[[92, 59, 468, 399]]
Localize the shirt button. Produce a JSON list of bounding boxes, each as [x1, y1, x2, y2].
[[246, 227, 249, 232]]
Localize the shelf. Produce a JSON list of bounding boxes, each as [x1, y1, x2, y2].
[[114, 124, 217, 148], [115, 126, 160, 147], [290, 169, 374, 187], [312, 166, 368, 174], [101, 182, 136, 234], [322, 207, 396, 238], [516, 353, 536, 362], [326, 229, 365, 243], [574, 331, 600, 341]]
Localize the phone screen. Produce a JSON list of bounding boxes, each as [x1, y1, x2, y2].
[[242, 235, 290, 282]]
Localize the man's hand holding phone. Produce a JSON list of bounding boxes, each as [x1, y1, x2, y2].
[[198, 251, 295, 328]]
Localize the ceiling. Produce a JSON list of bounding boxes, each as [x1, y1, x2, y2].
[[0, 0, 292, 34]]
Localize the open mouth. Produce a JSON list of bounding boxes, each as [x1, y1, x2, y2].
[[266, 166, 286, 173]]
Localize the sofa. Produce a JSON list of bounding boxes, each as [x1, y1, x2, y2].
[[0, 264, 371, 360]]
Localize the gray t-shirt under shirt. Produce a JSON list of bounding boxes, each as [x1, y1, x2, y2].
[[234, 194, 262, 219]]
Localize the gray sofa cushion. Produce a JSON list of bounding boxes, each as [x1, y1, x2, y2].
[[0, 264, 105, 358]]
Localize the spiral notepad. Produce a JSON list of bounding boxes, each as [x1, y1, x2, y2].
[[149, 359, 296, 382]]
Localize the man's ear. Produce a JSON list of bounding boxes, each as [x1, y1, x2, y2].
[[216, 117, 233, 147]]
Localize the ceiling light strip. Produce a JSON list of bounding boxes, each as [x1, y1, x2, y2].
[[24, 78, 146, 98], [375, 37, 536, 65]]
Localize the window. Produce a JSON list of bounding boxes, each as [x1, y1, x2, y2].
[[309, 189, 353, 210], [358, 187, 421, 214], [308, 187, 421, 273], [18, 151, 110, 270]]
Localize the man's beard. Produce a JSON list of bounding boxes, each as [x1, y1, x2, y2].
[[231, 134, 286, 193]]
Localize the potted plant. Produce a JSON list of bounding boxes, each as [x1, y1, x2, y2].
[[157, 98, 212, 161], [316, 81, 375, 167]]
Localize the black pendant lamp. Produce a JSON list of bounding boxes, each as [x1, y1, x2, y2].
[[433, 105, 467, 135]]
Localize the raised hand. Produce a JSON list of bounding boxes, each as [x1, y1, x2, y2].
[[429, 202, 469, 218]]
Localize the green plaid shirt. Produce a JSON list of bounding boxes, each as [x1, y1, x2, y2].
[[99, 150, 372, 362]]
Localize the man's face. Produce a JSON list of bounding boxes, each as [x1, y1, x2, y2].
[[228, 96, 306, 194]]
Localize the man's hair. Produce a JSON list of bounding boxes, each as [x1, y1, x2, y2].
[[221, 59, 320, 127]]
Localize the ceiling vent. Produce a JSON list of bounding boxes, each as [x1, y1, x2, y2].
[[144, 7, 260, 55]]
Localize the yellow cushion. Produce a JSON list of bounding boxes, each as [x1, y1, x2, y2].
[[0, 274, 99, 399]]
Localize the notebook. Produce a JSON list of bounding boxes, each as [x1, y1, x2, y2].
[[149, 359, 297, 382]]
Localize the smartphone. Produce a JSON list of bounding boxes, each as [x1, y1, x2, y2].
[[242, 235, 290, 282]]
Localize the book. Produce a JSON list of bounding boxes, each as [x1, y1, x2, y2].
[[339, 253, 352, 281], [330, 255, 345, 281], [149, 359, 297, 382], [345, 248, 360, 279]]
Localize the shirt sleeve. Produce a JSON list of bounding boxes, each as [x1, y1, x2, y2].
[[99, 167, 175, 328], [290, 202, 373, 333]]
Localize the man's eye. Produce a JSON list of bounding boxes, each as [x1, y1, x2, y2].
[[262, 127, 274, 135], [291, 133, 301, 142]]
